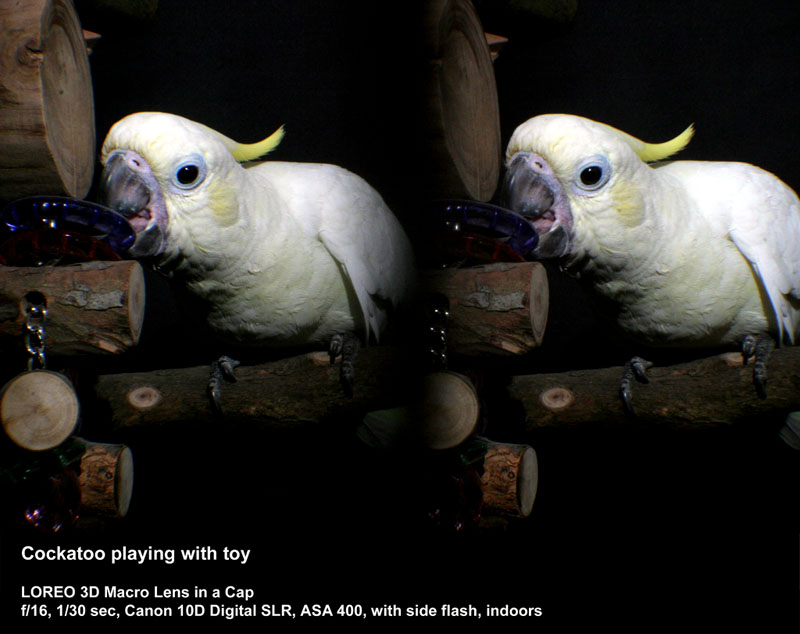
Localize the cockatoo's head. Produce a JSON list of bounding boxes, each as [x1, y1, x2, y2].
[[99, 112, 284, 261], [503, 114, 694, 261]]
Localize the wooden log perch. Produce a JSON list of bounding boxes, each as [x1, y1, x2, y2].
[[424, 0, 501, 201], [478, 438, 538, 518], [0, 369, 79, 450], [424, 262, 549, 357], [77, 438, 133, 518], [0, 0, 96, 202], [85, 347, 410, 431], [508, 347, 800, 429], [0, 261, 145, 356]]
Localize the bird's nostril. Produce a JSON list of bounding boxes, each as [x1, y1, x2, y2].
[[510, 153, 528, 168]]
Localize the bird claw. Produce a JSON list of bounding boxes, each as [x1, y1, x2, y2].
[[741, 334, 774, 400], [208, 355, 240, 414], [619, 356, 653, 415], [329, 333, 343, 365], [329, 333, 360, 397]]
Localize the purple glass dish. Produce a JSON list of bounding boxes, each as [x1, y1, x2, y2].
[[1, 196, 135, 254], [432, 199, 539, 259]]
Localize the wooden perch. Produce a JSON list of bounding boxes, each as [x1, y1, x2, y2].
[[0, 261, 145, 356], [0, 0, 96, 201], [478, 439, 538, 518], [85, 347, 410, 431], [77, 438, 133, 518], [424, 262, 549, 357], [508, 347, 800, 429], [1, 369, 79, 450]]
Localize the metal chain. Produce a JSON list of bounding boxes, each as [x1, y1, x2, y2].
[[24, 300, 47, 370], [425, 293, 450, 371]]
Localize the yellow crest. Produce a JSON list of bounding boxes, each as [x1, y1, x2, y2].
[[201, 123, 286, 163], [230, 125, 286, 162], [618, 123, 695, 163]]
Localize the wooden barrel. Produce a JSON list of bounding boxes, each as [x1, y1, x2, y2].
[[425, 0, 502, 202], [0, 0, 96, 202]]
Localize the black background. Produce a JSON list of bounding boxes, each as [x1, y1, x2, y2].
[[2, 1, 799, 630]]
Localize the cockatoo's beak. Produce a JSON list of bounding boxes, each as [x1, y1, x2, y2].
[[503, 152, 573, 258], [99, 150, 167, 258]]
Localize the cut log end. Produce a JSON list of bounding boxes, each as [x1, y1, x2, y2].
[[528, 261, 549, 344], [41, 0, 96, 197], [539, 386, 575, 411], [425, 0, 501, 201], [480, 441, 538, 518], [417, 371, 481, 450], [78, 439, 134, 518], [127, 261, 146, 344], [0, 0, 95, 200], [0, 370, 80, 451], [127, 386, 162, 410]]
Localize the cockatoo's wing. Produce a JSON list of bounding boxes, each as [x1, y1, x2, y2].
[[719, 165, 800, 345], [251, 162, 413, 344], [316, 168, 414, 343], [661, 160, 800, 346]]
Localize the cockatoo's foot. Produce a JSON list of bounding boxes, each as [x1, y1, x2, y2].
[[329, 332, 360, 396], [619, 356, 653, 415], [208, 355, 240, 414], [741, 334, 774, 399]]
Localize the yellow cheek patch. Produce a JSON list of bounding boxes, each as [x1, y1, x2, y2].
[[608, 181, 644, 227], [207, 181, 240, 228]]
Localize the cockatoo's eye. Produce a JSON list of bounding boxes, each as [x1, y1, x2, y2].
[[580, 165, 603, 186], [574, 156, 611, 193], [172, 156, 207, 190], [177, 165, 199, 184]]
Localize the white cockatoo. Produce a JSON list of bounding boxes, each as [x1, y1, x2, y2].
[[502, 114, 800, 408], [99, 112, 416, 403]]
